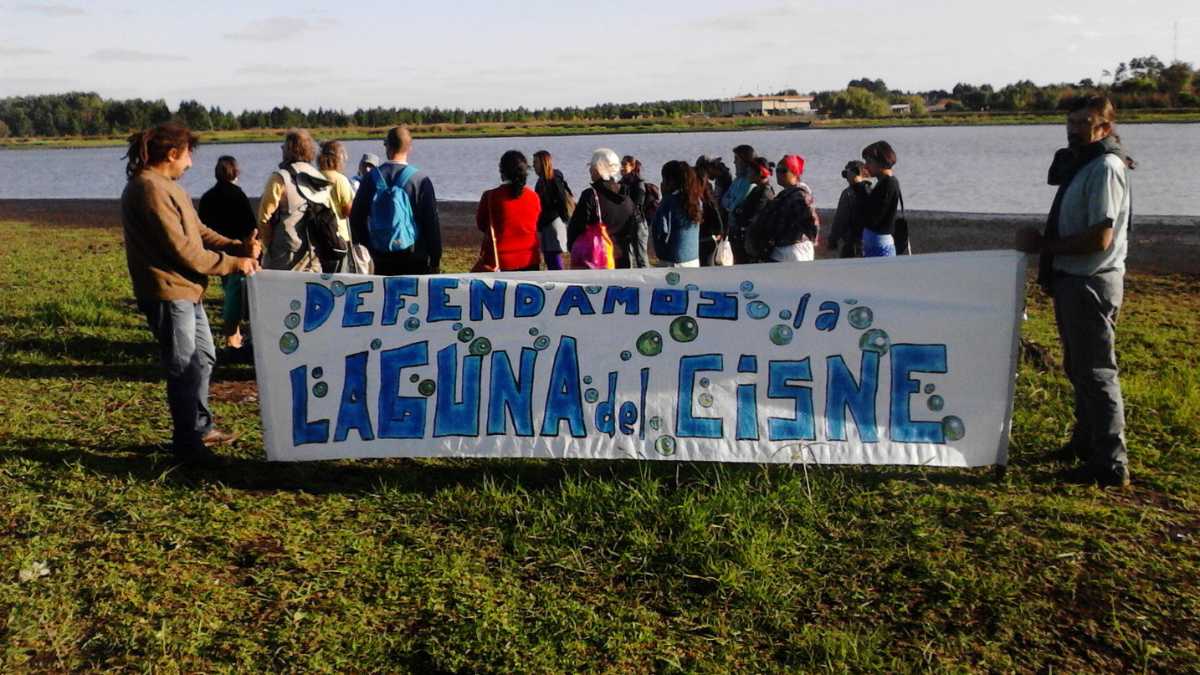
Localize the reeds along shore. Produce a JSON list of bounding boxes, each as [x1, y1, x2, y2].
[[0, 198, 1196, 277]]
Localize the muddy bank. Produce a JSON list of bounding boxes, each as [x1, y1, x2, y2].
[[2, 198, 1195, 276]]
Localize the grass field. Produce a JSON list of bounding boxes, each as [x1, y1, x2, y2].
[[0, 219, 1197, 672], [3, 110, 1199, 149]]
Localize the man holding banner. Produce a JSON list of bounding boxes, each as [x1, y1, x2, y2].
[[1016, 95, 1133, 488]]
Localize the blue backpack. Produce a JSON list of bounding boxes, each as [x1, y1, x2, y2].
[[367, 165, 419, 252]]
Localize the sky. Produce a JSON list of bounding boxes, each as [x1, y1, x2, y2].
[[1, 0, 1198, 112]]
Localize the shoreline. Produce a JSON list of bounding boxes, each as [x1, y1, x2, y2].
[[2, 198, 1196, 277], [2, 113, 1198, 150]]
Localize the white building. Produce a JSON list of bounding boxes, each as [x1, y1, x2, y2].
[[720, 95, 815, 116]]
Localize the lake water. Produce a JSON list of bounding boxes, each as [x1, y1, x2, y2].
[[1, 124, 1197, 215]]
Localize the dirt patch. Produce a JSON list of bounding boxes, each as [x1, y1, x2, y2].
[[209, 380, 258, 405]]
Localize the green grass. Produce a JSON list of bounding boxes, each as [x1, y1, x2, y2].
[[0, 220, 1197, 672], [3, 110, 1198, 149]]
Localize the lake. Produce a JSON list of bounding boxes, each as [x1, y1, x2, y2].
[[1, 124, 1197, 215]]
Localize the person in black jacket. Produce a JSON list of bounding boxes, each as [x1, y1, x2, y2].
[[853, 141, 902, 257], [694, 156, 726, 265], [533, 150, 573, 270], [619, 155, 651, 268], [829, 160, 869, 258], [197, 155, 256, 353], [729, 157, 774, 264], [568, 148, 639, 268]]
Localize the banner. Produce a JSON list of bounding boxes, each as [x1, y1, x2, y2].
[[248, 251, 1026, 466]]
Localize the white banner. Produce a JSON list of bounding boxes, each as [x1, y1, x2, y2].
[[248, 251, 1026, 466]]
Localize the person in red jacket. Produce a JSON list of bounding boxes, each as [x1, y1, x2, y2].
[[475, 150, 542, 271]]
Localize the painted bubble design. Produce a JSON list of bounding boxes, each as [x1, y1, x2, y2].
[[404, 317, 421, 331], [312, 367, 324, 379], [636, 330, 663, 356], [769, 324, 794, 346], [289, 299, 302, 311], [452, 322, 463, 331], [469, 337, 492, 356], [648, 416, 661, 431], [743, 292, 760, 300], [370, 338, 382, 350], [529, 327, 539, 336], [847, 306, 874, 330], [534, 335, 552, 350], [655, 435, 678, 456], [845, 299, 858, 305], [928, 395, 945, 412], [279, 332, 299, 354], [331, 280, 346, 297], [925, 384, 936, 394], [320, 273, 332, 281], [942, 416, 966, 441], [312, 382, 328, 398], [698, 392, 714, 408], [457, 327, 475, 343], [665, 272, 680, 286], [583, 375, 593, 385], [585, 285, 602, 295], [779, 309, 792, 321], [409, 373, 420, 383], [584, 388, 600, 403], [699, 377, 710, 388], [284, 313, 301, 329], [740, 281, 754, 293], [747, 301, 770, 320], [418, 380, 436, 397], [407, 303, 420, 316], [542, 282, 556, 291], [859, 329, 890, 354], [669, 316, 699, 343], [620, 350, 632, 361]]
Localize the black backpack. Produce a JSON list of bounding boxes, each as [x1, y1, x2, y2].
[[643, 182, 662, 224], [287, 167, 348, 272]]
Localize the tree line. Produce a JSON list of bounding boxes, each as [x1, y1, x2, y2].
[[1, 55, 1195, 138]]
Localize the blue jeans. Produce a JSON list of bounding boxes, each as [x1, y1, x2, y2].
[[862, 230, 896, 257], [139, 299, 216, 448]]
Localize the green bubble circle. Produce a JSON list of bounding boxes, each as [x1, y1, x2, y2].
[[669, 316, 699, 343], [469, 337, 492, 356], [769, 324, 794, 346], [534, 335, 551, 350], [584, 388, 599, 403], [289, 299, 302, 311], [410, 373, 420, 383], [284, 313, 301, 329], [404, 317, 421, 331], [859, 329, 890, 354], [312, 382, 328, 398], [848, 306, 874, 330], [928, 395, 945, 412], [665, 271, 681, 286], [636, 330, 663, 356], [654, 435, 677, 456], [279, 332, 299, 354], [942, 416, 966, 441], [418, 380, 436, 397]]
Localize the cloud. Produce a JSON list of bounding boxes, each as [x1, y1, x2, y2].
[[1048, 14, 1082, 25], [224, 17, 318, 42], [235, 63, 333, 78], [91, 48, 187, 63], [0, 45, 51, 56], [15, 2, 85, 16]]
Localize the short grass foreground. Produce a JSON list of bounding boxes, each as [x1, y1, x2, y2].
[[0, 220, 1197, 672]]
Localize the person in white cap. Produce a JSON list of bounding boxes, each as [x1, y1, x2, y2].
[[566, 148, 640, 267], [349, 152, 380, 193]]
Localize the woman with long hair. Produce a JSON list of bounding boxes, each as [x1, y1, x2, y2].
[[532, 150, 572, 270], [197, 155, 256, 353], [854, 140, 902, 257], [318, 140, 371, 273], [693, 156, 727, 266], [257, 128, 335, 271], [651, 160, 704, 268], [475, 150, 542, 271], [619, 155, 652, 267]]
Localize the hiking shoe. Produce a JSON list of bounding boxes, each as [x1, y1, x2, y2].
[[1052, 442, 1090, 464], [1060, 464, 1131, 488], [201, 428, 239, 446]]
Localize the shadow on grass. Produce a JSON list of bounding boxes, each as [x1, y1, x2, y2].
[[1, 434, 1004, 497], [0, 359, 256, 382]]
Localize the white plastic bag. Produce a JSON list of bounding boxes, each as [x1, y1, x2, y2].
[[712, 239, 734, 266]]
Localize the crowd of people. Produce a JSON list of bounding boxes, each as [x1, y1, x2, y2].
[[119, 94, 1134, 488]]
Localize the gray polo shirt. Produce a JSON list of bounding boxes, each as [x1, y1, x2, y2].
[[1053, 153, 1130, 276]]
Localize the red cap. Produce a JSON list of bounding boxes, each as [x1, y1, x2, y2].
[[780, 154, 805, 177]]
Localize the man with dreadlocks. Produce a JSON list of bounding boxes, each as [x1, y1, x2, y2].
[[1016, 95, 1135, 488], [120, 122, 260, 462]]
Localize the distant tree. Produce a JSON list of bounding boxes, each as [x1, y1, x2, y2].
[[0, 119, 9, 139], [175, 100, 213, 131], [848, 78, 889, 95]]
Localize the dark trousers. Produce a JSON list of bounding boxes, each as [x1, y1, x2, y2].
[[1052, 271, 1128, 472], [139, 299, 216, 449]]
